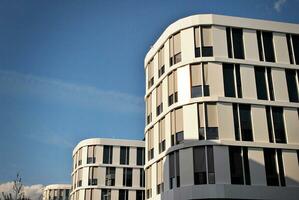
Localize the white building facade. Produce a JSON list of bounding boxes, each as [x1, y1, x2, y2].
[[70, 138, 145, 200], [144, 14, 299, 200], [43, 184, 71, 200]]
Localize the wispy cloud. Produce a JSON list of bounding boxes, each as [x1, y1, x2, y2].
[[0, 69, 143, 113], [273, 0, 287, 12], [0, 182, 44, 200]]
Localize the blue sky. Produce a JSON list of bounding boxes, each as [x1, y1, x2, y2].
[[0, 0, 298, 186]]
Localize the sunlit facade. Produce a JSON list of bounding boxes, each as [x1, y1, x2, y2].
[[144, 14, 299, 200]]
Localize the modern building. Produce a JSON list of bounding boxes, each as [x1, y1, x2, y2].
[[144, 14, 299, 200], [43, 184, 71, 200], [70, 138, 145, 200]]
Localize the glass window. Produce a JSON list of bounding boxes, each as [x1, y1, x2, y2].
[[137, 147, 145, 166], [136, 190, 145, 200], [235, 64, 242, 98], [232, 28, 244, 59], [168, 71, 178, 106], [169, 153, 175, 189], [103, 145, 113, 164], [194, 27, 201, 57], [175, 151, 180, 187], [257, 31, 264, 61], [206, 103, 218, 140], [264, 148, 279, 186], [193, 146, 207, 185], [101, 189, 111, 200], [123, 168, 132, 187], [292, 34, 299, 64], [226, 27, 233, 58], [267, 68, 275, 101], [286, 34, 294, 64], [87, 146, 95, 164], [233, 103, 240, 141], [169, 32, 181, 66], [147, 59, 154, 89], [105, 167, 115, 186], [120, 146, 130, 165], [285, 69, 299, 102], [243, 147, 251, 185], [266, 106, 274, 143], [118, 189, 128, 200], [207, 146, 215, 184], [239, 104, 253, 141], [277, 149, 286, 186], [223, 63, 236, 97], [140, 169, 145, 187], [229, 146, 244, 184], [262, 32, 275, 62], [254, 67, 268, 100], [272, 107, 286, 143], [201, 26, 213, 57], [158, 46, 165, 77]]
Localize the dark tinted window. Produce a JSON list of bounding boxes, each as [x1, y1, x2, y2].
[[120, 146, 129, 165], [223, 63, 236, 97], [243, 147, 251, 185], [140, 169, 145, 187], [286, 34, 294, 64], [239, 104, 253, 141], [235, 64, 242, 98], [193, 146, 207, 185], [285, 69, 299, 102], [137, 147, 145, 166], [267, 68, 274, 101], [229, 146, 244, 184], [262, 32, 275, 62], [232, 28, 245, 59], [266, 106, 274, 143], [292, 34, 299, 64], [118, 190, 128, 200], [207, 146, 215, 184], [136, 190, 145, 200], [272, 107, 286, 143], [264, 148, 279, 186], [233, 104, 240, 141], [123, 168, 132, 187], [257, 31, 264, 61], [277, 149, 286, 186], [226, 27, 233, 58], [255, 67, 268, 100], [103, 146, 113, 164], [105, 167, 115, 186]]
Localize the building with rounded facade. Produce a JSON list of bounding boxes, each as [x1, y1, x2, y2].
[[144, 14, 299, 200], [43, 184, 71, 200], [70, 138, 145, 200]]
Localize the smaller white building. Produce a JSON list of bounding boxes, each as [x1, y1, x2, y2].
[[43, 184, 71, 200], [70, 138, 145, 200]]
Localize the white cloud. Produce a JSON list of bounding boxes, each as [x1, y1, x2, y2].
[[0, 182, 44, 200], [274, 0, 287, 12], [0, 69, 143, 113]]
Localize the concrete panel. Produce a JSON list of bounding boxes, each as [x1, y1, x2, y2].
[[218, 103, 235, 140], [130, 147, 137, 166], [181, 27, 195, 61], [183, 104, 199, 140], [212, 25, 228, 58], [164, 39, 170, 70], [79, 190, 84, 200], [129, 190, 136, 200], [152, 89, 157, 117], [282, 150, 299, 186], [162, 78, 168, 113], [82, 146, 87, 165], [115, 167, 123, 186], [272, 68, 289, 102], [132, 168, 139, 187], [153, 53, 159, 84], [240, 64, 257, 99], [177, 65, 191, 104], [243, 29, 259, 61], [98, 167, 105, 186], [251, 105, 269, 142], [208, 62, 224, 97], [152, 163, 157, 196], [82, 167, 89, 186], [94, 145, 103, 165], [273, 33, 290, 64], [111, 190, 118, 200], [113, 146, 120, 165], [214, 146, 231, 184], [248, 148, 267, 186], [180, 148, 194, 186], [154, 123, 159, 159], [284, 107, 299, 144], [165, 113, 172, 150]]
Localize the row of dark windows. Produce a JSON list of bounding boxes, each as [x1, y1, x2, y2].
[[76, 146, 145, 167], [222, 63, 299, 103], [100, 189, 144, 200], [85, 167, 144, 188], [147, 26, 299, 91]]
